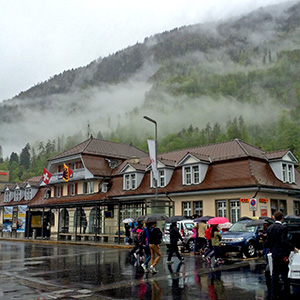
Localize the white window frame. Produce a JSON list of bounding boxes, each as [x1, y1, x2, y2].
[[216, 200, 227, 218], [230, 200, 240, 223], [123, 173, 136, 190], [25, 188, 32, 200], [182, 201, 192, 216], [4, 191, 10, 202], [193, 201, 203, 216], [183, 165, 200, 185], [282, 163, 294, 183], [14, 189, 21, 201], [158, 170, 165, 187]]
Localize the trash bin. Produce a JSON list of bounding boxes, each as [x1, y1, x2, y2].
[[32, 229, 37, 239]]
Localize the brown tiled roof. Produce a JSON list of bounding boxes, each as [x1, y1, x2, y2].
[[158, 139, 266, 164], [50, 137, 147, 161], [264, 150, 290, 160], [82, 155, 115, 177]]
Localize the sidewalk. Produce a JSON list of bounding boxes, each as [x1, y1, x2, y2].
[[0, 236, 132, 249]]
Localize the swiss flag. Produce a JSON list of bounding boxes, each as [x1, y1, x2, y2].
[[43, 168, 53, 185]]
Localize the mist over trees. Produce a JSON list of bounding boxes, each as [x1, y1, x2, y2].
[[1, 1, 300, 182]]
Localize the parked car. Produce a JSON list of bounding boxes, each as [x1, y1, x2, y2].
[[163, 219, 195, 252], [220, 220, 263, 258]]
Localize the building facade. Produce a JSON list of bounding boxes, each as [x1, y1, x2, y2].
[[1, 137, 300, 243]]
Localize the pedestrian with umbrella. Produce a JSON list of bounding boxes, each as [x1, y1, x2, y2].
[[166, 221, 185, 265]]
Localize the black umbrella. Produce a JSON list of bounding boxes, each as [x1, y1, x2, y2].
[[134, 215, 147, 222], [165, 216, 187, 223], [194, 216, 213, 223], [259, 216, 275, 224], [238, 216, 252, 221], [144, 214, 168, 223]]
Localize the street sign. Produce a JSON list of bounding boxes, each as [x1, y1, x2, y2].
[[249, 198, 257, 211]]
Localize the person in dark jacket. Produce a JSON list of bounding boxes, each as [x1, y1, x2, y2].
[[266, 211, 299, 299], [166, 222, 185, 264]]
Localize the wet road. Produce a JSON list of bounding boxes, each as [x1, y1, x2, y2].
[[0, 241, 299, 299]]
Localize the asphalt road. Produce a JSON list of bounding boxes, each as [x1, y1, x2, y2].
[[0, 240, 299, 299]]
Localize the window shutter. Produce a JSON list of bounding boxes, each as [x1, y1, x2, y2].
[[68, 185, 70, 196], [58, 165, 61, 173], [75, 183, 78, 195], [54, 186, 57, 197]]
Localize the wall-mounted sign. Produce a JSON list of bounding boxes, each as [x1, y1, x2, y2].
[[240, 198, 250, 203], [259, 198, 268, 203]]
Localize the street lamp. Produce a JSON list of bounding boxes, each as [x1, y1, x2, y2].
[[143, 116, 158, 202]]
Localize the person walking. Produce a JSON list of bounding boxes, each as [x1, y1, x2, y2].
[[141, 223, 151, 273], [194, 220, 207, 253], [167, 222, 185, 264], [202, 225, 213, 259], [266, 211, 299, 299], [148, 222, 162, 274], [207, 225, 222, 264], [125, 223, 131, 245]]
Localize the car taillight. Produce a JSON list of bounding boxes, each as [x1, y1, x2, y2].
[[181, 229, 185, 236]]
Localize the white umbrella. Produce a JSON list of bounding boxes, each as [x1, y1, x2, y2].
[[122, 218, 135, 223]]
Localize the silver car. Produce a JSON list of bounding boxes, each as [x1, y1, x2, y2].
[[163, 219, 195, 252]]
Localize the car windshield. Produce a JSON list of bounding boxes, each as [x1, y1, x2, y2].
[[184, 223, 194, 230], [229, 222, 256, 233]]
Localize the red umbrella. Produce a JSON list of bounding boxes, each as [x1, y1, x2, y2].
[[207, 217, 229, 225]]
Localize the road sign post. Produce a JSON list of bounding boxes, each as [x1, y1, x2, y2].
[[249, 198, 257, 217]]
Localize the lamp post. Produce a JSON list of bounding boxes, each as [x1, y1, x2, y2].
[[143, 116, 158, 202]]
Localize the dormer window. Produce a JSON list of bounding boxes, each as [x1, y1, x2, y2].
[[25, 188, 32, 200], [158, 170, 165, 187], [4, 190, 10, 202], [282, 163, 294, 183], [124, 173, 136, 190], [14, 189, 21, 201], [151, 169, 166, 188], [183, 165, 200, 185]]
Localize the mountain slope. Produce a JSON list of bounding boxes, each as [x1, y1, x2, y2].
[[0, 1, 300, 157]]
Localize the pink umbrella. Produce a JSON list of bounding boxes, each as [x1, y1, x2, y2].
[[207, 217, 229, 225]]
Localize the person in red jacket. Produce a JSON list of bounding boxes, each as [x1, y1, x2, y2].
[[202, 225, 213, 259]]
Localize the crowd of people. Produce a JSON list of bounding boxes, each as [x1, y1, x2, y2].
[[126, 211, 300, 299], [126, 217, 226, 274]]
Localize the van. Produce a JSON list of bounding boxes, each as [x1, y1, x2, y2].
[[163, 219, 195, 252]]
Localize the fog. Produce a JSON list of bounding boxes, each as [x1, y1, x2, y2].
[[0, 0, 298, 158]]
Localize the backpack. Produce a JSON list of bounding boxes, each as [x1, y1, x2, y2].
[[150, 227, 162, 245]]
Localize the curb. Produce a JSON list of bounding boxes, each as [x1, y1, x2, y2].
[[0, 237, 132, 249]]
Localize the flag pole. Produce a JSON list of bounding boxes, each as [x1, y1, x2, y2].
[[143, 116, 158, 202]]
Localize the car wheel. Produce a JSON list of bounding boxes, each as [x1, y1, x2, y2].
[[187, 239, 194, 252], [245, 242, 256, 258]]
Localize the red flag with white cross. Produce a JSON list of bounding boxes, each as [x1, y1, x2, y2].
[[43, 168, 52, 185]]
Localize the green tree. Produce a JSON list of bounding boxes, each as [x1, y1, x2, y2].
[[20, 143, 31, 170]]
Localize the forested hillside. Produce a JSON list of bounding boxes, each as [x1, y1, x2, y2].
[[1, 1, 300, 182]]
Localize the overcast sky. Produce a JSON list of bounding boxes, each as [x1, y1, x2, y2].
[[0, 0, 292, 102]]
